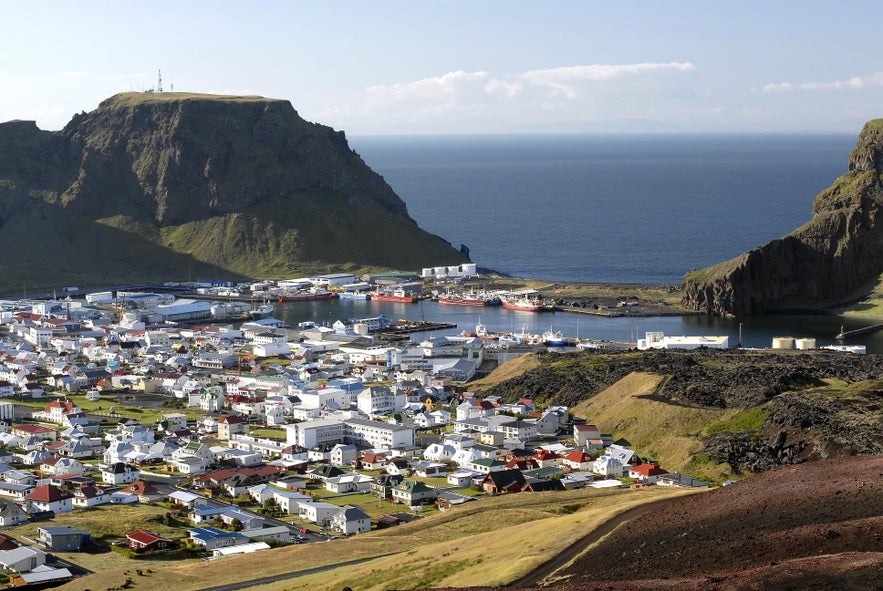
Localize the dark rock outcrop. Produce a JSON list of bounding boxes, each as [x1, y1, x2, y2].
[[0, 92, 467, 290], [682, 119, 883, 315]]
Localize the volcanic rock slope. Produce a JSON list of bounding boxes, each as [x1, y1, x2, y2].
[[0, 92, 466, 291], [438, 456, 883, 591], [682, 119, 883, 315]]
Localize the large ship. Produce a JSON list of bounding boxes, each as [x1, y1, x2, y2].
[[501, 296, 542, 312], [370, 287, 417, 303], [275, 289, 338, 303], [438, 290, 501, 306], [438, 294, 488, 306]]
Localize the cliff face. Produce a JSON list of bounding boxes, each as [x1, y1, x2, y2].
[[682, 119, 883, 315], [0, 93, 466, 290]]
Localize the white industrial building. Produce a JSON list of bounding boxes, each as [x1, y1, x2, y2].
[[637, 332, 729, 350], [285, 419, 346, 448], [421, 263, 478, 280]]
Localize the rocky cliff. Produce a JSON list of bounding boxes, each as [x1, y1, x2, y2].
[[682, 119, 883, 315], [0, 92, 466, 291]]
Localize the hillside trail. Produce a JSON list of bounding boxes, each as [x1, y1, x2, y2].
[[506, 501, 659, 588]]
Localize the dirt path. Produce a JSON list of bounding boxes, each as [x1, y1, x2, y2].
[[506, 502, 658, 588]]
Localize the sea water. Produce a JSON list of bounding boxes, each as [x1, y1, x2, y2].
[[349, 134, 857, 284], [277, 133, 881, 351]]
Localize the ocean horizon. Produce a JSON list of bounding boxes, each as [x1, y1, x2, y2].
[[349, 133, 858, 285]]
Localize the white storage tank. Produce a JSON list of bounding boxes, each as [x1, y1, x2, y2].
[[434, 266, 447, 278], [771, 336, 795, 349], [460, 263, 478, 277], [353, 323, 369, 336], [795, 338, 816, 350]]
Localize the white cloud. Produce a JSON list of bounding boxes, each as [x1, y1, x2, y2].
[[365, 71, 490, 102], [60, 71, 87, 78], [763, 72, 883, 92], [520, 62, 695, 99], [312, 62, 698, 133], [761, 82, 794, 93]]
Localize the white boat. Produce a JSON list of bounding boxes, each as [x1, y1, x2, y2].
[[249, 303, 274, 319], [543, 327, 566, 346], [338, 291, 371, 300]]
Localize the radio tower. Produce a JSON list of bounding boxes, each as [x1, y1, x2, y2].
[[157, 69, 163, 93]]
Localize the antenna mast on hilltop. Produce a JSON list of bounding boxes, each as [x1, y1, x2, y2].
[[157, 69, 163, 93]]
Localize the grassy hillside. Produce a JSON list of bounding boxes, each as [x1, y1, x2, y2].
[[55, 486, 694, 591], [569, 372, 746, 483]]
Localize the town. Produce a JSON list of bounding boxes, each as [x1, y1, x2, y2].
[[0, 272, 711, 588]]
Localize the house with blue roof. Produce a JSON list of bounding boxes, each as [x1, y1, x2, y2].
[[187, 526, 249, 551]]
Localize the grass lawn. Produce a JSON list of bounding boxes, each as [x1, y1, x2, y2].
[[248, 427, 286, 441], [413, 476, 450, 488], [8, 504, 190, 543], [319, 493, 395, 520], [17, 391, 204, 425]]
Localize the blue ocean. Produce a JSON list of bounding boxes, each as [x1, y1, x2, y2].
[[348, 134, 857, 285]]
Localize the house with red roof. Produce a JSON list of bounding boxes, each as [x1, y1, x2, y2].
[[73, 485, 109, 508], [127, 529, 171, 552], [628, 462, 668, 484], [120, 480, 165, 503], [562, 450, 595, 472], [24, 484, 73, 514], [12, 424, 57, 441], [37, 399, 82, 424], [531, 449, 563, 468], [217, 414, 249, 440]]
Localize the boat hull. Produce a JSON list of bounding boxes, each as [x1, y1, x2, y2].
[[502, 300, 541, 312], [276, 291, 338, 303], [371, 294, 417, 303], [438, 296, 487, 306]]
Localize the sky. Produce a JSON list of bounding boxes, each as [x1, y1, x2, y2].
[[2, 1, 883, 135]]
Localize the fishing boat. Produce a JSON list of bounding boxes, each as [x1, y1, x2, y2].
[[370, 287, 417, 303], [502, 296, 542, 312], [543, 327, 566, 346], [438, 293, 487, 306], [248, 302, 274, 319], [276, 289, 337, 303]]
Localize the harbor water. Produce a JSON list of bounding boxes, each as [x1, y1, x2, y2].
[[270, 298, 880, 353]]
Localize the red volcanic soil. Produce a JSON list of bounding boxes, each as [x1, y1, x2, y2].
[[436, 456, 883, 591]]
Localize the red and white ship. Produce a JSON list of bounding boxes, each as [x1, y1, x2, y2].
[[438, 294, 488, 306], [501, 296, 542, 312], [276, 289, 337, 303], [370, 287, 417, 303]]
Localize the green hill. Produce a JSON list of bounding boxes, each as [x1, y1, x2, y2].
[[0, 92, 467, 292]]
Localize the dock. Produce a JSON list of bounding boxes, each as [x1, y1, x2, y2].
[[379, 321, 457, 340], [836, 323, 883, 339]]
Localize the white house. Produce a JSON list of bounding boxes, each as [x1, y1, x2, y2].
[[0, 545, 47, 573], [330, 505, 371, 535], [297, 501, 339, 527], [101, 462, 139, 485], [24, 485, 73, 514], [592, 455, 624, 478]]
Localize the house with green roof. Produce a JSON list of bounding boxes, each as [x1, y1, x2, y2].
[[391, 479, 437, 506]]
